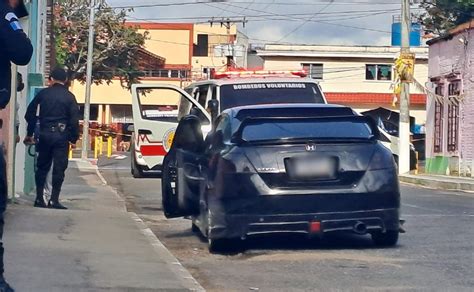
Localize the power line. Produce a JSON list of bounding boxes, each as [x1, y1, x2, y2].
[[127, 8, 400, 22], [221, 2, 393, 35], [110, 1, 402, 9], [277, 0, 335, 42]]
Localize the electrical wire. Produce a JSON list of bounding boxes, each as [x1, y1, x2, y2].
[[109, 1, 402, 9], [277, 0, 335, 42]]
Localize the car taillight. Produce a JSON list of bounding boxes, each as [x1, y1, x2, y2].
[[368, 150, 395, 170], [309, 221, 321, 233]]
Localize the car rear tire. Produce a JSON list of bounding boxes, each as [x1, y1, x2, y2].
[[191, 221, 200, 233], [131, 152, 144, 178], [371, 230, 399, 247]]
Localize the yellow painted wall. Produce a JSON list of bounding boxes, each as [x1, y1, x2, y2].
[[141, 29, 190, 65], [192, 24, 237, 71], [71, 23, 239, 108], [72, 79, 183, 105]]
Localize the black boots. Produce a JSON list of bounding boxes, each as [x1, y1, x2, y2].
[[33, 197, 47, 208], [47, 200, 68, 210], [34, 198, 67, 210]]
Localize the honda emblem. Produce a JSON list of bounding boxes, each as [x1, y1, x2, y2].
[[305, 144, 317, 151]]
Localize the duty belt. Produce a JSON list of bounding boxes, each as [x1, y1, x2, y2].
[[43, 123, 67, 133]]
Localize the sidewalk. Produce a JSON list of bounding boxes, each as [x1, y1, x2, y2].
[[400, 173, 474, 193], [3, 160, 203, 292]]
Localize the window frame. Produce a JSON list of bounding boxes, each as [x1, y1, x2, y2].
[[365, 64, 393, 81], [433, 84, 444, 153], [301, 63, 324, 80], [447, 81, 461, 152]]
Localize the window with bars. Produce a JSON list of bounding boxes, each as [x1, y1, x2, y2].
[[365, 64, 392, 81], [433, 84, 444, 153], [447, 81, 461, 152], [302, 63, 323, 80]]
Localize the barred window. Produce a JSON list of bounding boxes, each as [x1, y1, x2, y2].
[[433, 84, 444, 153], [302, 63, 323, 80], [447, 81, 461, 152]]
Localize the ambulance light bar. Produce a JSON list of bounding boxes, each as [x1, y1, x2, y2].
[[212, 70, 308, 79]]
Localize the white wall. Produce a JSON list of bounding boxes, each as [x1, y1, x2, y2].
[[263, 57, 428, 94]]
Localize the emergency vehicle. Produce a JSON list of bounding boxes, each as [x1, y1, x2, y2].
[[130, 70, 327, 177]]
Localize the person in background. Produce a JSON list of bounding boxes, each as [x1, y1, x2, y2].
[[0, 0, 33, 290], [24, 68, 79, 210]]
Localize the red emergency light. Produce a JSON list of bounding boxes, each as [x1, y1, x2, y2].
[[212, 70, 308, 79]]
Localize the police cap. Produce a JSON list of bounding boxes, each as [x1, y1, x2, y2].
[[50, 67, 68, 83]]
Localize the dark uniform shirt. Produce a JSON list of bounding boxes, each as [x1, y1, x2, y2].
[[25, 84, 80, 143], [0, 1, 33, 108]]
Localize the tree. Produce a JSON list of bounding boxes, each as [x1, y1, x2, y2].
[[54, 0, 148, 89], [419, 0, 474, 34]]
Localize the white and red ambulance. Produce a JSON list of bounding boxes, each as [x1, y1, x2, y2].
[[130, 70, 327, 178]]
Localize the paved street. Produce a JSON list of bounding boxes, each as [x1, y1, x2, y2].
[[99, 154, 474, 292]]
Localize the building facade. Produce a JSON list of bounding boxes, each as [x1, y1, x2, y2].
[[426, 20, 474, 176], [257, 44, 429, 124], [71, 22, 248, 125]]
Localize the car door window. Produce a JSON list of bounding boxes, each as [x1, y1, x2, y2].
[[215, 114, 232, 143], [196, 85, 210, 108]]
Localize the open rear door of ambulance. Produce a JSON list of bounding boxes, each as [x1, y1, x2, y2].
[[131, 84, 211, 175]]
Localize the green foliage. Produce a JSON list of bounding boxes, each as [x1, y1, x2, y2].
[[54, 0, 148, 89], [419, 0, 474, 33]]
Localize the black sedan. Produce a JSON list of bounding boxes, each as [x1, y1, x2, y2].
[[161, 104, 401, 252]]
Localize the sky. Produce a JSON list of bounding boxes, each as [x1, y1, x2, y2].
[[107, 0, 421, 46]]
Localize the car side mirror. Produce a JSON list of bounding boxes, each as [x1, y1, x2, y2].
[[127, 124, 135, 132], [207, 99, 219, 122]]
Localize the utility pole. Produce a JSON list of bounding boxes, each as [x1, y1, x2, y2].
[[209, 18, 247, 69], [81, 0, 99, 160], [399, 0, 411, 174]]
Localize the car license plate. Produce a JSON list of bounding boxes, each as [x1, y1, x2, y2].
[[286, 156, 337, 180]]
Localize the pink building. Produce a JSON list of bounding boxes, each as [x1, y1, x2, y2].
[[426, 20, 474, 176]]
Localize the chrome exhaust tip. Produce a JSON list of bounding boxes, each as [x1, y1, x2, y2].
[[353, 221, 367, 235]]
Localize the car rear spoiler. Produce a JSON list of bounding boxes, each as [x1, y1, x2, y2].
[[231, 115, 381, 144]]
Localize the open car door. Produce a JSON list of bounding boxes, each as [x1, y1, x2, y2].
[[131, 84, 211, 172], [162, 115, 209, 218]]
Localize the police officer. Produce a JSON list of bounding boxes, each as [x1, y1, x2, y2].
[[0, 0, 32, 290], [24, 68, 79, 210]]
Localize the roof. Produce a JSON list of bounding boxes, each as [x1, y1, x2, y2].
[[427, 19, 474, 46], [137, 48, 166, 68], [257, 45, 429, 60]]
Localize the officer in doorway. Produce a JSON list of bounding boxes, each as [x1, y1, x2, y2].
[[24, 68, 80, 210], [0, 0, 33, 290]]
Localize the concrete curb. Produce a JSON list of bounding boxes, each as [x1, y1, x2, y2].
[[130, 213, 205, 292], [91, 164, 205, 291], [400, 175, 474, 193]]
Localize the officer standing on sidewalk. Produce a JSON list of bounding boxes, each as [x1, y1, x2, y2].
[[24, 68, 80, 210], [0, 0, 33, 291]]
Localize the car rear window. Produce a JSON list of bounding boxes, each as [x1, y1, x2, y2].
[[220, 83, 324, 110], [241, 119, 373, 142]]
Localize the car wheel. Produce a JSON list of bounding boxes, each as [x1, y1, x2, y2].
[[131, 153, 144, 178], [371, 230, 399, 247], [208, 237, 230, 253], [206, 208, 242, 253], [191, 221, 200, 233]]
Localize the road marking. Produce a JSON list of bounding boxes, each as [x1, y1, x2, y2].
[[98, 166, 131, 170], [402, 203, 445, 213], [402, 214, 474, 217]]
